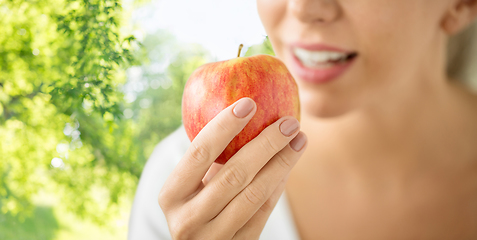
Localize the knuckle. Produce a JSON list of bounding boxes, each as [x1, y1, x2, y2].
[[258, 198, 275, 213], [169, 210, 199, 240], [158, 188, 172, 211], [187, 142, 210, 165], [158, 191, 167, 209], [243, 183, 267, 205], [232, 232, 259, 240], [275, 153, 294, 169], [170, 222, 193, 240], [220, 165, 248, 189], [259, 134, 282, 154]]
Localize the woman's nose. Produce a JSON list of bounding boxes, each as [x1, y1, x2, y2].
[[289, 0, 341, 24]]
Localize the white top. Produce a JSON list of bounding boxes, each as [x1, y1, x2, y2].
[[128, 125, 300, 240]]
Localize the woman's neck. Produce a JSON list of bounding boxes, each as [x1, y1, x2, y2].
[[299, 79, 477, 178]]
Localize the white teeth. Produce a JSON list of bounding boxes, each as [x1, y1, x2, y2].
[[293, 47, 349, 68]]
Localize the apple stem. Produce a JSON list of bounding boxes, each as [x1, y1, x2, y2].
[[237, 44, 244, 58]]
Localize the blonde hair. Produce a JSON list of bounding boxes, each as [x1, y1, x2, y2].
[[447, 21, 477, 91]]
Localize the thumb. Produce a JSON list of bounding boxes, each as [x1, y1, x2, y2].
[[202, 163, 224, 185]]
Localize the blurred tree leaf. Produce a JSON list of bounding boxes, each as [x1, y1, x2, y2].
[[0, 0, 141, 224], [244, 36, 275, 57]]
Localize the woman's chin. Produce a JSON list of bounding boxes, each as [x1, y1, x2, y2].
[[300, 91, 357, 119]]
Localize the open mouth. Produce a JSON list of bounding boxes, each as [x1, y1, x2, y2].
[[293, 47, 358, 69]]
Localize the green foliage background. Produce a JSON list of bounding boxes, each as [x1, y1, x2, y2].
[[0, 0, 274, 238], [1, 0, 139, 223]]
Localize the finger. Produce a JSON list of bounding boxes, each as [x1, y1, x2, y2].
[[202, 163, 224, 186], [160, 98, 256, 205], [190, 163, 224, 198], [233, 173, 290, 240], [210, 132, 307, 238], [194, 117, 301, 220]]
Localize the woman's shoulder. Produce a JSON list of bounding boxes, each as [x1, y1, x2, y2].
[[128, 125, 190, 240]]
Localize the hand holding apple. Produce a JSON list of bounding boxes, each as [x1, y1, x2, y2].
[[182, 45, 301, 164], [157, 46, 306, 238], [160, 94, 307, 239]]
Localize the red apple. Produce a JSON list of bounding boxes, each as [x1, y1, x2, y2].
[[182, 45, 300, 165]]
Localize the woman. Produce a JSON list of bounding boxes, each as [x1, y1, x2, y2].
[[129, 0, 477, 239]]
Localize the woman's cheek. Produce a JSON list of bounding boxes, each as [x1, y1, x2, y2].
[[257, 0, 287, 33]]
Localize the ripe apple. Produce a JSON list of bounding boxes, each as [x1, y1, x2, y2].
[[182, 45, 300, 164]]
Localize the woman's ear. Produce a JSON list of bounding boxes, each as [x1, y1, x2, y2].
[[442, 0, 477, 35]]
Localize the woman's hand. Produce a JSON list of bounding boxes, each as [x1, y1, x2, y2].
[[158, 98, 307, 240]]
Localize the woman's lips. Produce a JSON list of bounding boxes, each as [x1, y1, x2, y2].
[[288, 43, 358, 84]]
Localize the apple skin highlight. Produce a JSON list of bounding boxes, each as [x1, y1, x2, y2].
[[182, 54, 301, 164]]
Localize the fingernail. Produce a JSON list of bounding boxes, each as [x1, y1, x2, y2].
[[280, 118, 299, 136], [205, 173, 214, 184], [290, 132, 307, 152], [233, 98, 254, 118], [203, 163, 223, 184]]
